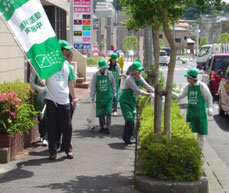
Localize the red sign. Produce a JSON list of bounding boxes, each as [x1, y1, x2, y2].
[[82, 19, 91, 25], [74, 0, 91, 5], [74, 7, 91, 13]]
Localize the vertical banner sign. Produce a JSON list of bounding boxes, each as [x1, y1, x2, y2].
[[0, 0, 65, 79], [73, 0, 92, 50]]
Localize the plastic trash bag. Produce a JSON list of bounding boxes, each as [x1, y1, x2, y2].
[[87, 101, 96, 131]]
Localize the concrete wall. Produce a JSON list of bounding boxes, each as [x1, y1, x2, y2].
[[0, 18, 26, 83], [71, 49, 87, 80]]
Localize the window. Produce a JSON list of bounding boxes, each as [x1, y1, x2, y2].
[[175, 38, 181, 43], [198, 46, 210, 57]]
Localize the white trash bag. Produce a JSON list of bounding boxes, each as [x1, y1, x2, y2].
[[87, 101, 96, 131]]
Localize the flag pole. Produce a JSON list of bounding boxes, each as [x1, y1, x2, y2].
[[0, 15, 58, 107]]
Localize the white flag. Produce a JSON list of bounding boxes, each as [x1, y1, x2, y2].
[[0, 0, 65, 79]]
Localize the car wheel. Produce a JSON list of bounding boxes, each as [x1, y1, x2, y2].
[[218, 103, 225, 117]]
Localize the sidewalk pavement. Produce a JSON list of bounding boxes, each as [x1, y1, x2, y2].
[[0, 88, 139, 193], [0, 87, 228, 193]]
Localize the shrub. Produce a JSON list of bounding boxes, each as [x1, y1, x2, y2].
[[138, 97, 202, 181], [0, 81, 34, 105], [86, 57, 103, 66], [0, 81, 37, 136]]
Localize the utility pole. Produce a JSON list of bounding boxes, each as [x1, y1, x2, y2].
[[196, 22, 199, 56], [143, 26, 153, 67]]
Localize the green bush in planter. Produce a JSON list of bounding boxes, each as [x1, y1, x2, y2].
[[86, 57, 103, 66], [138, 97, 202, 181]]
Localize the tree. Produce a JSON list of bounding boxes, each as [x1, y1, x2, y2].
[[120, 0, 223, 139], [218, 33, 229, 44], [123, 35, 138, 51], [199, 36, 209, 48]]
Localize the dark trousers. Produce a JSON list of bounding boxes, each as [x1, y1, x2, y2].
[[99, 115, 111, 129], [112, 98, 118, 112], [46, 99, 72, 155], [38, 113, 48, 140], [123, 121, 134, 142]]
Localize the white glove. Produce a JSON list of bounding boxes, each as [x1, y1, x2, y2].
[[208, 107, 213, 116]]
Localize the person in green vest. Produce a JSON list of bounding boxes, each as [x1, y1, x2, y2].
[[119, 60, 154, 144], [30, 69, 48, 146], [90, 59, 116, 134], [173, 68, 213, 149], [108, 52, 120, 116]]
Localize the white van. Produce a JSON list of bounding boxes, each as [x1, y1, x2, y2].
[[197, 44, 226, 70]]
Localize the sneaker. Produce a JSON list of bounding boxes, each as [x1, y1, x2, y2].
[[40, 137, 43, 142], [42, 139, 48, 146], [113, 112, 117, 116]]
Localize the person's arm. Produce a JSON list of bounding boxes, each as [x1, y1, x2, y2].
[[30, 70, 45, 92], [125, 76, 149, 96], [200, 82, 213, 108], [108, 71, 116, 98], [90, 73, 97, 100], [172, 84, 189, 100], [140, 76, 154, 93]]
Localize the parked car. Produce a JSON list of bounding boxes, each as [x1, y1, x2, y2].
[[218, 65, 229, 116], [201, 53, 229, 98], [159, 50, 170, 66]]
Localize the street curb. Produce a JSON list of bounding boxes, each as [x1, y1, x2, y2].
[[134, 175, 208, 193]]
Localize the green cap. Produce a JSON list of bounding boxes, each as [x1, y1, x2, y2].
[[131, 60, 144, 71], [98, 59, 108, 69], [59, 40, 73, 50], [184, 68, 198, 80], [111, 53, 119, 62]]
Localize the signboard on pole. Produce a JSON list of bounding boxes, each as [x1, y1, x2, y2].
[[72, 0, 92, 50]]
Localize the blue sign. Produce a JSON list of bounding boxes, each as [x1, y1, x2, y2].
[[74, 43, 91, 50], [82, 31, 91, 37]]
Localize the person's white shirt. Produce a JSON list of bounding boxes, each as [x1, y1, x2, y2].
[[46, 61, 72, 105], [173, 80, 213, 108]]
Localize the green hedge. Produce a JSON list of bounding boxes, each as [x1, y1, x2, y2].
[[0, 81, 34, 105], [86, 57, 103, 66], [138, 96, 202, 181]]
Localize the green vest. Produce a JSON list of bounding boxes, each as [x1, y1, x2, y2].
[[34, 76, 46, 111], [187, 84, 208, 135], [119, 79, 141, 121], [95, 72, 113, 117]]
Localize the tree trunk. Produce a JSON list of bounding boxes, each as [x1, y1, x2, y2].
[[152, 19, 161, 137], [162, 8, 176, 138]]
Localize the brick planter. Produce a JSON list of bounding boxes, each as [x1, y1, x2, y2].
[[0, 125, 39, 161]]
